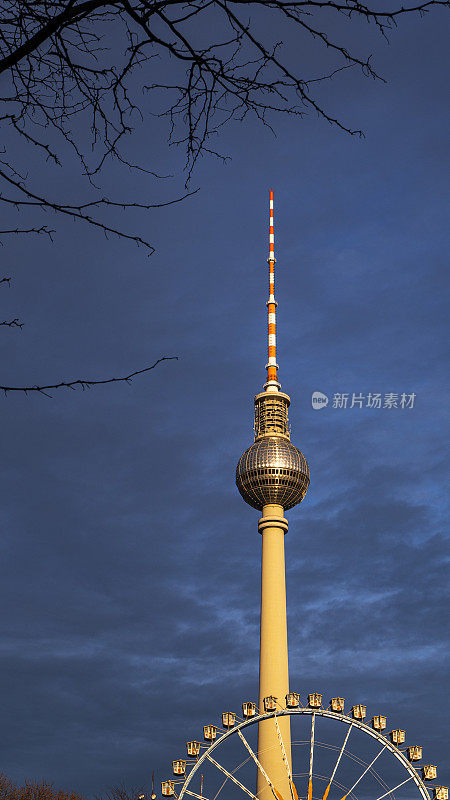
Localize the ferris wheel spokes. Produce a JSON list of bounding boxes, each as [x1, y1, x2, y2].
[[340, 744, 388, 800], [237, 728, 280, 800], [274, 714, 292, 780], [307, 714, 316, 800], [273, 713, 299, 800], [184, 790, 211, 800], [321, 723, 354, 800], [206, 753, 259, 800], [374, 775, 415, 800]]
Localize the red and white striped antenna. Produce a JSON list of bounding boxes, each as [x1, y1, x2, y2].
[[265, 189, 280, 392]]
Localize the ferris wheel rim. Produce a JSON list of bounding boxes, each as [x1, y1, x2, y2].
[[177, 708, 431, 800]]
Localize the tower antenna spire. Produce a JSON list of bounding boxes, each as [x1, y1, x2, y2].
[[266, 189, 280, 393]]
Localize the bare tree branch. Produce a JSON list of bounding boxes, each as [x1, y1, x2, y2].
[[0, 318, 23, 328], [1, 356, 179, 397], [0, 226, 55, 241], [0, 165, 199, 250], [0, 0, 447, 246]]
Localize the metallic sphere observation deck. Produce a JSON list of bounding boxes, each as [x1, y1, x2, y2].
[[236, 390, 310, 511]]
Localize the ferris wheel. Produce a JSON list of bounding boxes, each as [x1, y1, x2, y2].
[[160, 693, 447, 800]]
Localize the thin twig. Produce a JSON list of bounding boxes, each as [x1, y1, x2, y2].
[[0, 318, 23, 328]]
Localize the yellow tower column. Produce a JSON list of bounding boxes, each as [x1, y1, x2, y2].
[[257, 503, 291, 800], [235, 191, 310, 799]]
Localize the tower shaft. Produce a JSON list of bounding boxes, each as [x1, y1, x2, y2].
[[257, 504, 292, 800], [236, 190, 310, 800]]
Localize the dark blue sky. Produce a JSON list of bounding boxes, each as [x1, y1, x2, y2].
[[0, 7, 449, 798]]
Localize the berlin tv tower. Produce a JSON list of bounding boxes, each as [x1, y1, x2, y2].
[[236, 190, 310, 800]]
